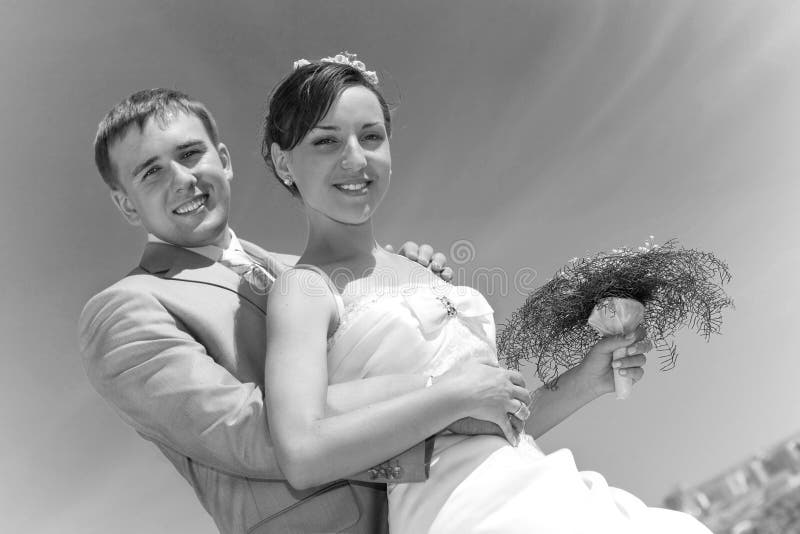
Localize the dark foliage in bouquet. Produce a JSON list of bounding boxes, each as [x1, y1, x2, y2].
[[497, 239, 733, 386]]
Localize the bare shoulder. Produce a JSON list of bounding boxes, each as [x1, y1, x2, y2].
[[267, 267, 338, 337], [270, 267, 332, 307]]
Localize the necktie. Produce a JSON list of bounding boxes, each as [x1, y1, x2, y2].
[[219, 249, 275, 295]]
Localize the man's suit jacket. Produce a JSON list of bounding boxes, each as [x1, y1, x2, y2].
[[79, 239, 427, 534]]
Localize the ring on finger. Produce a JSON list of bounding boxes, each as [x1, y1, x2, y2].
[[511, 401, 525, 419]]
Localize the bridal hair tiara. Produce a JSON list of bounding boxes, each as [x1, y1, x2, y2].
[[292, 51, 379, 85]]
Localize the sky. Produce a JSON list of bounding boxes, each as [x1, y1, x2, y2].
[[2, 1, 799, 532]]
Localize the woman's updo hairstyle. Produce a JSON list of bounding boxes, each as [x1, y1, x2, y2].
[[262, 57, 391, 198]]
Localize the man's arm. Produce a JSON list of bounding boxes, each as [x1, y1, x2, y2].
[[79, 285, 286, 479], [80, 284, 434, 482]]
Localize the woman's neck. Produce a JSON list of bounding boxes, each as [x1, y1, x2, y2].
[[302, 215, 379, 268]]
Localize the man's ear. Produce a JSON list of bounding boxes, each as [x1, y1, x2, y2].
[[110, 188, 142, 227], [217, 142, 233, 181], [271, 143, 292, 184]]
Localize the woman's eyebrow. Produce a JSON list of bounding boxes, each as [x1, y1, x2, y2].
[[313, 122, 383, 131]]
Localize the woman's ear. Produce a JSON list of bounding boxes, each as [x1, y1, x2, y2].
[[271, 143, 293, 186]]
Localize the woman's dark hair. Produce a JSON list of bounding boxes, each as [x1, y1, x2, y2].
[[261, 62, 391, 197]]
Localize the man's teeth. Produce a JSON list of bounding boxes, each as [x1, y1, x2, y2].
[[175, 196, 206, 214], [338, 183, 367, 191]]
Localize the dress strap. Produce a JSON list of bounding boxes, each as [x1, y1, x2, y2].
[[291, 264, 346, 336]]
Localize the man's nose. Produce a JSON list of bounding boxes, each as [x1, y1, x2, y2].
[[170, 160, 198, 193], [341, 138, 367, 172]]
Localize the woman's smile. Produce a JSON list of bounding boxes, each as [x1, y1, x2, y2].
[[334, 180, 372, 195]]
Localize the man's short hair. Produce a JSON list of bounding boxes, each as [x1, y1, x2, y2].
[[94, 88, 220, 189]]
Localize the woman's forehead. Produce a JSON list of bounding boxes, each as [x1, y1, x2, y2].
[[322, 86, 385, 124]]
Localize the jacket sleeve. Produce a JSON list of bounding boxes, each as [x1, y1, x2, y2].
[[79, 284, 286, 479], [79, 284, 430, 483]]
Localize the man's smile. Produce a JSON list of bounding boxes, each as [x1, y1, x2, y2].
[[173, 194, 209, 215]]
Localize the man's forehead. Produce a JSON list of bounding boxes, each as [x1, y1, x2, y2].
[[113, 113, 207, 154]]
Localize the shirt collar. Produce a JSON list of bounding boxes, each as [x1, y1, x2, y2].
[[147, 228, 246, 263]]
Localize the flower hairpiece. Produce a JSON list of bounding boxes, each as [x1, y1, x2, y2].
[[292, 51, 379, 85]]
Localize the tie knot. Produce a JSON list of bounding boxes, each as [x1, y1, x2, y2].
[[219, 249, 275, 294], [220, 249, 256, 271]]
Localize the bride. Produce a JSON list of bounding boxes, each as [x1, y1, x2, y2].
[[261, 54, 711, 533]]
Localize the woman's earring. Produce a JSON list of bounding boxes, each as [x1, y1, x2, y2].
[[283, 176, 294, 186]]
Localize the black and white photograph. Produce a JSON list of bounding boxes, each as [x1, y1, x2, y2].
[[3, 1, 799, 533]]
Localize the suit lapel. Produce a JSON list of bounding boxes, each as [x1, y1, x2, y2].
[[139, 242, 267, 314]]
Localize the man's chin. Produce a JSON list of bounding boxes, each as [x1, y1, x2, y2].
[[186, 220, 230, 248], [150, 222, 230, 249]]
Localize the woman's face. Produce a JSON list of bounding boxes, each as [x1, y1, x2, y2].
[[279, 85, 391, 226]]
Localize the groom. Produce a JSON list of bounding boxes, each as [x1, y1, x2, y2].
[[79, 88, 530, 534]]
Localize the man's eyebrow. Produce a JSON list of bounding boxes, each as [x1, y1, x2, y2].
[[176, 139, 206, 150]]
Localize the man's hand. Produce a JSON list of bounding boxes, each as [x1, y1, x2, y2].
[[385, 241, 453, 282], [575, 326, 652, 398]]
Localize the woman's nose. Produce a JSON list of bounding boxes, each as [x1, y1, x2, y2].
[[341, 138, 367, 171]]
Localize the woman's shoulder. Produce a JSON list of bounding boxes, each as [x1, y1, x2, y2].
[[272, 265, 335, 301], [270, 265, 344, 335]]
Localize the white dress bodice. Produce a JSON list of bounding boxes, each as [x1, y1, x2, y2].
[[323, 276, 712, 534]]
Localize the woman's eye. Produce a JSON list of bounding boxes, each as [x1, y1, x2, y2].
[[313, 137, 338, 146], [363, 133, 384, 143]]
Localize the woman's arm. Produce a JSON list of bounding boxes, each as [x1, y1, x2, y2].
[[326, 375, 427, 415], [265, 269, 528, 490], [525, 329, 650, 439]]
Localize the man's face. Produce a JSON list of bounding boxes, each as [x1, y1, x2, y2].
[[108, 112, 233, 248]]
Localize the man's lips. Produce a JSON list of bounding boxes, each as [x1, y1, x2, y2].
[[173, 194, 208, 215]]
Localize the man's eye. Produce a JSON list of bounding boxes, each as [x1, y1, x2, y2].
[[363, 133, 384, 143], [181, 149, 201, 160], [142, 166, 160, 180]]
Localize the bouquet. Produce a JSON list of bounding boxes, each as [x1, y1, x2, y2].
[[497, 239, 733, 399]]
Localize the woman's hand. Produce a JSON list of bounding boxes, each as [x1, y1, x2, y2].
[[435, 360, 531, 445], [576, 326, 652, 398]]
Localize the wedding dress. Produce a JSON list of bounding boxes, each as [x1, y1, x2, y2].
[[322, 274, 711, 533]]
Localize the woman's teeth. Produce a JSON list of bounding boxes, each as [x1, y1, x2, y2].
[[174, 195, 207, 214], [337, 183, 368, 192]]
